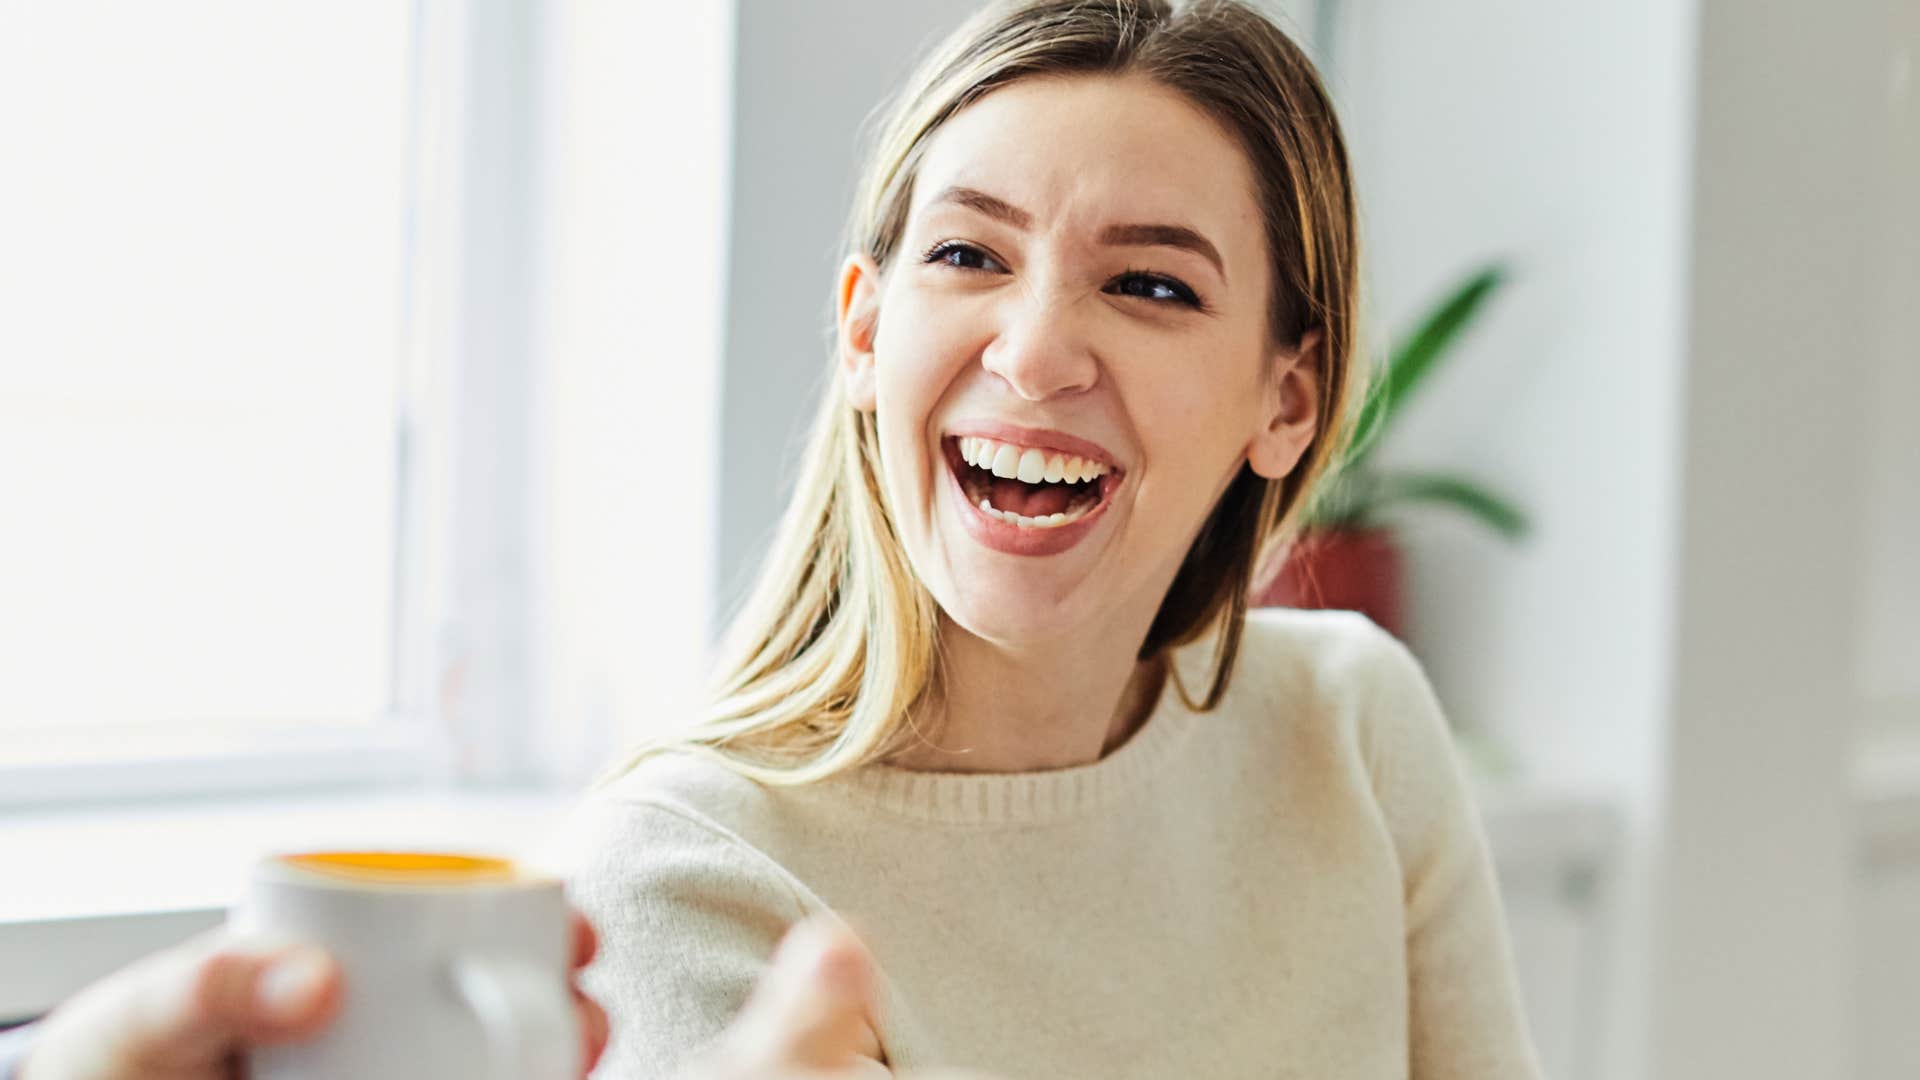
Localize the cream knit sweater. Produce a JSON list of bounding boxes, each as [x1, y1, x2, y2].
[[560, 609, 1544, 1079]]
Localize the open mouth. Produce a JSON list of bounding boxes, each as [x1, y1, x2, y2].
[[942, 434, 1121, 530]]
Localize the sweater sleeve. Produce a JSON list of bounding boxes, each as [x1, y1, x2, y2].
[[562, 796, 810, 1080], [1360, 627, 1545, 1080]]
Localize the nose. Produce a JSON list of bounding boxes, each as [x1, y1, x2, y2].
[[979, 294, 1099, 401]]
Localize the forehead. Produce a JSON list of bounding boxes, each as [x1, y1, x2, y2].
[[908, 74, 1264, 246]]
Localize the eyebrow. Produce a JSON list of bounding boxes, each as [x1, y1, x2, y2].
[[928, 185, 1227, 281]]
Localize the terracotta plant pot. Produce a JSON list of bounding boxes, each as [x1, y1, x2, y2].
[[1251, 527, 1406, 639]]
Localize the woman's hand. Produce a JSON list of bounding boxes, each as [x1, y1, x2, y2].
[[679, 917, 889, 1079], [681, 918, 994, 1080], [19, 908, 609, 1080]]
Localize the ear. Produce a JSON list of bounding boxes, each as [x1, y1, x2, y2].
[[1246, 327, 1323, 480], [835, 253, 883, 413]]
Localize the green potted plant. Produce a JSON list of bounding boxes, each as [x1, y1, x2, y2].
[[1253, 262, 1529, 637]]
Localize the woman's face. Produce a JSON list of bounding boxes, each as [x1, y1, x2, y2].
[[837, 74, 1320, 650]]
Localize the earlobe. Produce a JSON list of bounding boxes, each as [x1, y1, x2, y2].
[[836, 253, 882, 413], [1246, 327, 1324, 480]]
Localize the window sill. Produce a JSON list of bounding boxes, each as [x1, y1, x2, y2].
[[0, 721, 437, 811]]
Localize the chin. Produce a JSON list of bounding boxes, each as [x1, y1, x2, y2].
[[932, 567, 1111, 649]]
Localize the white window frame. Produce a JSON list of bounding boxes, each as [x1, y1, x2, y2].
[[0, 0, 551, 809]]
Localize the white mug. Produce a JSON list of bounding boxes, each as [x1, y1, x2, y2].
[[232, 850, 581, 1080]]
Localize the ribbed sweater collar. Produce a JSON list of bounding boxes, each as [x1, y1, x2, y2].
[[832, 685, 1202, 825]]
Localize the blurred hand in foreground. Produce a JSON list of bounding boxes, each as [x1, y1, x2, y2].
[[680, 916, 999, 1080], [19, 908, 608, 1080]]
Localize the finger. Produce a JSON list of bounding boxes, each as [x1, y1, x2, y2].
[[725, 917, 881, 1070], [569, 908, 599, 970], [122, 936, 343, 1066], [200, 944, 343, 1041], [574, 985, 610, 1077]]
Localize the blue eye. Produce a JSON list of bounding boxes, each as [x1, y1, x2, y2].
[[1108, 271, 1202, 308], [921, 240, 1005, 273]]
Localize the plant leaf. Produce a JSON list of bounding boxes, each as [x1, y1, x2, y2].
[[1365, 469, 1530, 540], [1345, 262, 1508, 469], [1301, 467, 1373, 531]]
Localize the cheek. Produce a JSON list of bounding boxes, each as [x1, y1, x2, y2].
[[871, 289, 974, 409], [868, 293, 974, 520], [1129, 349, 1264, 462], [1122, 349, 1266, 540]]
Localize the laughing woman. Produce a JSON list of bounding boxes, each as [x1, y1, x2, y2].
[[568, 1, 1543, 1077]]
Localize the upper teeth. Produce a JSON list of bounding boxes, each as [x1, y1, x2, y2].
[[957, 437, 1111, 484]]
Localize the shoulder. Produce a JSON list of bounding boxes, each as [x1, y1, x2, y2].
[[1235, 605, 1405, 685], [1231, 606, 1433, 715], [1238, 610, 1483, 873], [556, 751, 815, 931], [587, 748, 788, 845], [1227, 607, 1454, 778]]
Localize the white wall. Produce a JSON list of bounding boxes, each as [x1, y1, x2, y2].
[[1858, 849, 1920, 1079], [1649, 0, 1894, 1066]]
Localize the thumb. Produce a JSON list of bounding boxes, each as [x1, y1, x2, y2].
[[721, 917, 880, 1071], [26, 933, 344, 1077], [128, 936, 343, 1062]]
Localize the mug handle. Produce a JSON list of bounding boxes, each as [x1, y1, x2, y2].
[[450, 956, 582, 1080]]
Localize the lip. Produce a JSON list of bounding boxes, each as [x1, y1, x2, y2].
[[939, 434, 1123, 557]]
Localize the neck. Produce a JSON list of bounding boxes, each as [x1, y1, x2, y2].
[[887, 616, 1170, 774]]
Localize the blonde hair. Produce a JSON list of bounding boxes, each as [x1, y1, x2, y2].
[[594, 0, 1367, 789]]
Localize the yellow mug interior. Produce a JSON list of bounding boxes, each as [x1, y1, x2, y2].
[[278, 851, 525, 885]]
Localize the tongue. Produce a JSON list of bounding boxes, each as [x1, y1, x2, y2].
[[988, 476, 1077, 517]]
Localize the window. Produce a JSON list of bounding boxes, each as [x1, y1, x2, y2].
[[0, 1, 736, 806], [0, 5, 414, 774]]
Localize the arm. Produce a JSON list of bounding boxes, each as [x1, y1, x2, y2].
[[562, 797, 887, 1079], [1360, 629, 1545, 1080]]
